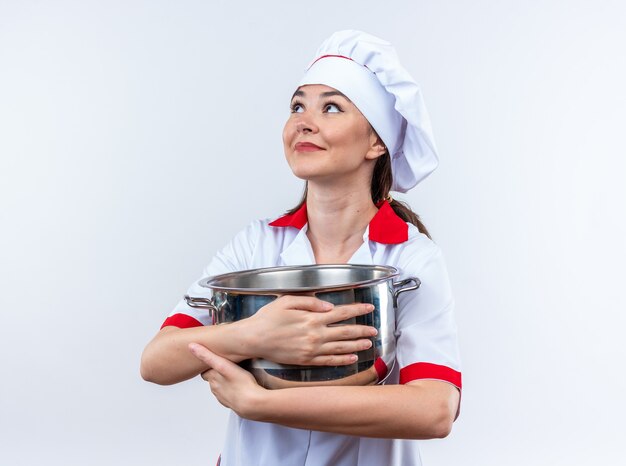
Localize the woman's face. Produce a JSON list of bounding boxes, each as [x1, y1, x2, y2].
[[282, 84, 385, 184]]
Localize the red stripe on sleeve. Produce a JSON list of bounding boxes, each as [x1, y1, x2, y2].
[[374, 357, 388, 381], [160, 313, 203, 329], [399, 362, 462, 389]]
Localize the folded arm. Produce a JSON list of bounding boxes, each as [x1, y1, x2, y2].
[[191, 343, 460, 440], [140, 297, 377, 385]]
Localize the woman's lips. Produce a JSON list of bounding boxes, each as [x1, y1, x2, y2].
[[295, 142, 324, 152]]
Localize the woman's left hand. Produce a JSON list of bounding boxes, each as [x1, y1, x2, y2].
[[188, 343, 266, 418]]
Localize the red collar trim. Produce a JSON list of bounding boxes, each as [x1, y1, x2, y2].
[[369, 201, 409, 244], [268, 203, 308, 229], [269, 201, 408, 244]]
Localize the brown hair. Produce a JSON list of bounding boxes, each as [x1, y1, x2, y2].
[[286, 152, 432, 239]]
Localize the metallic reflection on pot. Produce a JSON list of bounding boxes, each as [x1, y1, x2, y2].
[[185, 264, 420, 388]]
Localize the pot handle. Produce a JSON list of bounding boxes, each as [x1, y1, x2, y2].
[[184, 295, 218, 315], [391, 277, 421, 307]]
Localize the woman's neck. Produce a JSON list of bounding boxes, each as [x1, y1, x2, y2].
[[305, 183, 379, 264]]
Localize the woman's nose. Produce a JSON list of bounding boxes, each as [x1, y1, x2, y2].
[[295, 117, 318, 133]]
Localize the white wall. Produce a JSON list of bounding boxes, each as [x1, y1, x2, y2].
[[1, 1, 625, 465]]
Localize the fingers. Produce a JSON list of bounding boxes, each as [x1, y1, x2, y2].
[[277, 295, 334, 312], [325, 323, 377, 341], [201, 368, 226, 387], [274, 297, 377, 322], [306, 353, 360, 366], [305, 321, 378, 366], [320, 302, 376, 325], [188, 343, 232, 375], [312, 329, 375, 365], [201, 368, 215, 382]]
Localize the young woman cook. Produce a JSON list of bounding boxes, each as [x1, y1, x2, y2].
[[141, 30, 462, 466]]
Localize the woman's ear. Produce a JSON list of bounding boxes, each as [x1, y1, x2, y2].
[[366, 132, 387, 160]]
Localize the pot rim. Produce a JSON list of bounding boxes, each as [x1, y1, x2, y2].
[[197, 263, 400, 294]]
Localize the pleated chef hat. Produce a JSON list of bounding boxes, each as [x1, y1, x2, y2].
[[298, 30, 439, 192]]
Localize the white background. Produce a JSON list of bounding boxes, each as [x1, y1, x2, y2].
[[1, 1, 625, 465]]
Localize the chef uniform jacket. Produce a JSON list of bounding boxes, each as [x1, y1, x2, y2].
[[161, 201, 462, 466]]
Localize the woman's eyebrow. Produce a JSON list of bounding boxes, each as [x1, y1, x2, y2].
[[290, 89, 352, 102], [320, 90, 351, 101]]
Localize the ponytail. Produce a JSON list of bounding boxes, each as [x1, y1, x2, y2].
[[371, 152, 432, 239]]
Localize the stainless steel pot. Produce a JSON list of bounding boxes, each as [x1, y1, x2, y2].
[[184, 264, 420, 388]]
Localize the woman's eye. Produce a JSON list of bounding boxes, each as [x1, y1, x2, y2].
[[324, 103, 341, 113], [290, 103, 304, 113]]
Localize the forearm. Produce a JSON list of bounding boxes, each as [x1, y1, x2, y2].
[[243, 381, 459, 440], [141, 299, 378, 385], [140, 323, 251, 385]]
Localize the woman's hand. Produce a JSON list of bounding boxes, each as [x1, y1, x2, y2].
[[189, 342, 459, 439], [189, 343, 265, 419], [140, 296, 376, 386], [241, 295, 377, 366]]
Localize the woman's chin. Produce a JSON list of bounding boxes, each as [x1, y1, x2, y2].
[[287, 166, 325, 181], [290, 171, 340, 184]]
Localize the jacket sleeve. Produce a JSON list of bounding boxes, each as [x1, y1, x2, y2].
[[394, 243, 462, 391]]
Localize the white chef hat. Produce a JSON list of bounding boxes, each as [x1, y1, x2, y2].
[[298, 30, 439, 192]]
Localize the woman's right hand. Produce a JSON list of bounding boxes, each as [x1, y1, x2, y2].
[[241, 295, 377, 366], [141, 296, 376, 385]]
